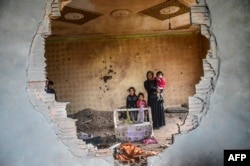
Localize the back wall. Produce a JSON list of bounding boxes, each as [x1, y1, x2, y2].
[[45, 33, 208, 114]]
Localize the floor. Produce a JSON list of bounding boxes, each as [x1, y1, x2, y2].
[[69, 110, 187, 158]]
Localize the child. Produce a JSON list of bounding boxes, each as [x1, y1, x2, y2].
[[136, 92, 148, 123], [155, 71, 166, 92], [126, 87, 138, 122], [155, 71, 166, 100]]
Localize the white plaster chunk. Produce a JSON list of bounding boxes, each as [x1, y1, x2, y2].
[[74, 139, 87, 146], [50, 108, 67, 116], [188, 111, 203, 116], [56, 118, 77, 126], [60, 134, 77, 139], [61, 137, 76, 146], [38, 93, 55, 103], [195, 88, 209, 94], [60, 131, 77, 138], [27, 89, 47, 106], [191, 6, 208, 13], [87, 144, 95, 149], [179, 125, 196, 133], [51, 114, 67, 120], [50, 101, 69, 108], [196, 80, 211, 89], [58, 125, 76, 131], [184, 117, 198, 125], [188, 96, 203, 104], [206, 58, 219, 77], [193, 94, 209, 101], [37, 16, 51, 35], [203, 69, 215, 77], [210, 35, 217, 58], [189, 107, 203, 113], [188, 103, 204, 110]]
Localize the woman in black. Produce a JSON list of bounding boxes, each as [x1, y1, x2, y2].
[[144, 71, 155, 107], [144, 71, 165, 129]]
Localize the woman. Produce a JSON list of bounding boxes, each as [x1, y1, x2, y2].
[[144, 71, 165, 129], [144, 71, 155, 107]]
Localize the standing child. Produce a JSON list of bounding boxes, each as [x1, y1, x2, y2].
[[126, 87, 138, 122], [136, 92, 148, 123]]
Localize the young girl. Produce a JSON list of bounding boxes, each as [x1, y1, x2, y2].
[[126, 87, 138, 122], [136, 92, 148, 123]]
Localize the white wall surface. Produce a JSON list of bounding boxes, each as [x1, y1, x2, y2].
[[0, 0, 249, 166]]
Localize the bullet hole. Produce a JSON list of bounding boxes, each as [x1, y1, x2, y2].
[[106, 88, 109, 91], [99, 87, 102, 90], [104, 66, 107, 69], [136, 52, 139, 55], [103, 60, 105, 63], [108, 69, 113, 74], [110, 65, 112, 68], [103, 91, 106, 93], [109, 57, 112, 59], [180, 72, 183, 74], [102, 76, 112, 83], [114, 72, 116, 74]]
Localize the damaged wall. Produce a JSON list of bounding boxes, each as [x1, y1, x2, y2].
[[45, 34, 207, 114], [0, 0, 249, 166]]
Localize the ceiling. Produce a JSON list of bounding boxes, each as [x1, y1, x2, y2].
[[50, 0, 199, 36]]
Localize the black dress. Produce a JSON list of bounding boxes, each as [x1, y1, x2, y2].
[[144, 79, 156, 107], [145, 79, 166, 129], [126, 94, 138, 121]]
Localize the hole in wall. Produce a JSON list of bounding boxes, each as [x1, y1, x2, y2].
[[27, 0, 218, 163]]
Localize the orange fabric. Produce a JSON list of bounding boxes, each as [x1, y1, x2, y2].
[[115, 142, 158, 163]]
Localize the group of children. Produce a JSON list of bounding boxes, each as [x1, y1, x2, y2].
[[121, 71, 166, 123]]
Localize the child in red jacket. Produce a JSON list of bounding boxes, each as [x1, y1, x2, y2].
[[155, 71, 166, 92], [155, 71, 166, 100]]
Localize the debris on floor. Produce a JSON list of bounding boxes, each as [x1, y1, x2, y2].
[[114, 142, 158, 166], [69, 108, 187, 159]]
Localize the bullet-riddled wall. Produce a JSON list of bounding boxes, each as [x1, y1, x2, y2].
[[45, 33, 208, 114]]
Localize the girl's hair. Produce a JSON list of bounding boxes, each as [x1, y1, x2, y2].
[[127, 86, 136, 93], [156, 71, 164, 76], [137, 92, 144, 98], [146, 71, 154, 79]]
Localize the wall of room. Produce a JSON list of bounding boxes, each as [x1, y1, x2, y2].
[[45, 34, 207, 114]]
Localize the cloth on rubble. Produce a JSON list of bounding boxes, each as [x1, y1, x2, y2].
[[114, 142, 158, 163], [142, 136, 158, 145]]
